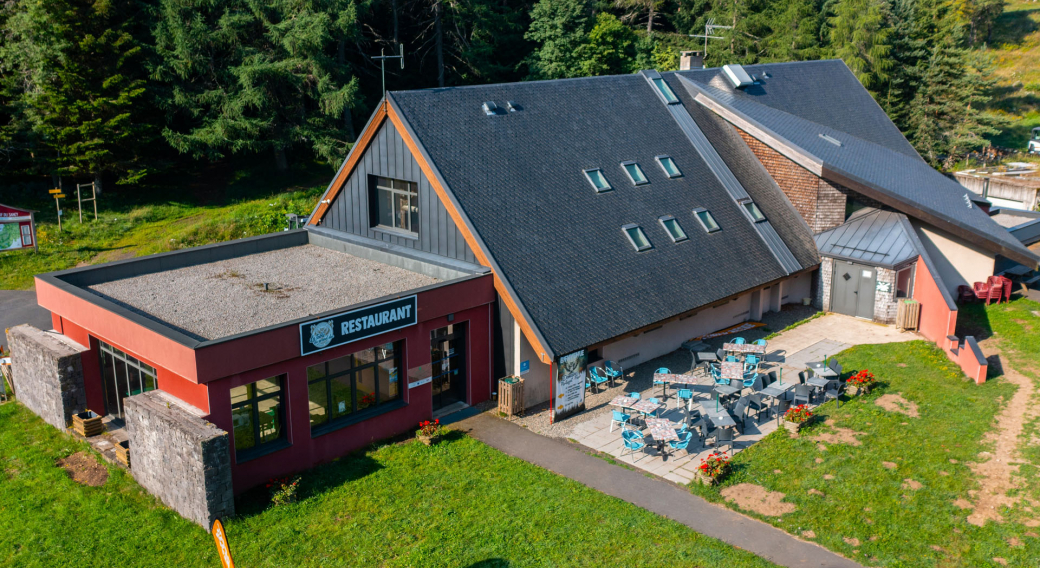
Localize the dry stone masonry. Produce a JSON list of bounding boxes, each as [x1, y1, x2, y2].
[[124, 390, 234, 528], [5, 324, 87, 430]]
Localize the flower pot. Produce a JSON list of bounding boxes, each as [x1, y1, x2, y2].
[[697, 471, 719, 486], [782, 419, 804, 434], [72, 410, 104, 437], [417, 434, 436, 446]]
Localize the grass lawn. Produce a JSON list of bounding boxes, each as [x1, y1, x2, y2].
[[985, 0, 1040, 150], [687, 339, 1039, 567], [0, 160, 327, 290], [0, 401, 778, 568]]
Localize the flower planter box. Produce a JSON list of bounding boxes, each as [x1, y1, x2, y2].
[[782, 419, 805, 434], [847, 384, 873, 397], [115, 440, 130, 468], [697, 472, 719, 486], [417, 434, 438, 446], [72, 411, 104, 437]]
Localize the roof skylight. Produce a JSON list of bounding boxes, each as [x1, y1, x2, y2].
[[656, 156, 682, 178], [621, 162, 648, 185], [651, 78, 679, 104], [659, 216, 688, 243], [741, 200, 766, 222], [622, 224, 652, 252], [584, 169, 612, 193], [693, 208, 720, 233]]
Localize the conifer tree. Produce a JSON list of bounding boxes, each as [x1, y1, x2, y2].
[[828, 0, 894, 94], [524, 0, 592, 79]]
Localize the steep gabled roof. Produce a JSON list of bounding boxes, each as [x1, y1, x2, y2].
[[388, 73, 815, 357], [676, 70, 1040, 268]]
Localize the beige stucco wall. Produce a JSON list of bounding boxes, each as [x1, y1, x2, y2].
[[910, 220, 995, 296], [519, 329, 552, 406]]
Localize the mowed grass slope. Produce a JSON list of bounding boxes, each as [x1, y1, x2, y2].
[[688, 340, 1038, 567], [0, 401, 779, 568], [986, 0, 1040, 149]]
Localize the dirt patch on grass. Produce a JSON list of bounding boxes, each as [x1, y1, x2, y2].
[[954, 499, 973, 509], [875, 393, 920, 417], [903, 479, 923, 490], [720, 483, 796, 516], [810, 419, 865, 446], [844, 537, 860, 546], [965, 353, 1036, 526], [56, 451, 108, 486], [882, 461, 898, 469]]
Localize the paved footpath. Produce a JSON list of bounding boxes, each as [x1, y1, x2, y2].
[[458, 412, 863, 568], [0, 290, 51, 349]]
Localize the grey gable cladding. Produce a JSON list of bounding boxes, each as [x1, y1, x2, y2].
[[673, 60, 920, 159], [679, 75, 1040, 267], [389, 74, 809, 356]]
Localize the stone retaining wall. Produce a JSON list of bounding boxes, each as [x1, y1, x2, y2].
[[5, 324, 87, 430], [124, 390, 234, 528]]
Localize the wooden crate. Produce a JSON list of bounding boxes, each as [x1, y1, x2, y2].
[[896, 299, 920, 331], [114, 441, 130, 468], [498, 377, 524, 417], [72, 410, 104, 437], [0, 362, 13, 399]]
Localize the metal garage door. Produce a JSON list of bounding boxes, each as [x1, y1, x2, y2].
[[831, 261, 877, 320]]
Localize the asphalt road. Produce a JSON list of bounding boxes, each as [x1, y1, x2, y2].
[[0, 290, 52, 349]]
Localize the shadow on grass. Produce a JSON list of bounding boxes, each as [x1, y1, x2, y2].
[[234, 452, 384, 518], [463, 560, 510, 568], [990, 7, 1040, 46], [955, 302, 994, 341]]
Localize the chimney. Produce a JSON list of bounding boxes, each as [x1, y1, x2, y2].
[[679, 51, 704, 71]]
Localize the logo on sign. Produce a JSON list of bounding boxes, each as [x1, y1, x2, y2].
[[309, 320, 335, 348]]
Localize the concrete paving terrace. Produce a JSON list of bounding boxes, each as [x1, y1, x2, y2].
[[458, 412, 864, 568], [567, 313, 915, 483]]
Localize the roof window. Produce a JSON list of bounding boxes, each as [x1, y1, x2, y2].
[[740, 199, 766, 222], [659, 215, 688, 243], [482, 101, 499, 116], [693, 208, 720, 233], [722, 64, 754, 88], [621, 162, 648, 185], [656, 156, 682, 178], [651, 78, 679, 104], [622, 224, 652, 252], [584, 169, 612, 193]]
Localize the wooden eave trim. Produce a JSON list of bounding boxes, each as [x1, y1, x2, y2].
[[694, 91, 1040, 269], [308, 101, 389, 225], [383, 97, 555, 363]]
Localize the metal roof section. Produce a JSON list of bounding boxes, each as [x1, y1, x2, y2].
[[814, 209, 918, 269], [722, 64, 755, 88], [1009, 217, 1040, 247], [678, 74, 1040, 268], [641, 70, 802, 274]]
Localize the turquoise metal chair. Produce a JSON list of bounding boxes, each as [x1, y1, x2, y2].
[[653, 367, 670, 397], [711, 364, 729, 385], [588, 366, 610, 393], [621, 435, 647, 462], [668, 431, 695, 455], [744, 355, 761, 374], [642, 397, 662, 419], [725, 355, 738, 363], [753, 339, 767, 347], [733, 337, 746, 345], [676, 388, 693, 409], [604, 360, 623, 385], [610, 410, 630, 432], [629, 392, 641, 399]]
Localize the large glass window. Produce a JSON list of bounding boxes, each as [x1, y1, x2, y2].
[[371, 176, 419, 234], [99, 340, 157, 418], [307, 342, 402, 433], [231, 375, 286, 458]]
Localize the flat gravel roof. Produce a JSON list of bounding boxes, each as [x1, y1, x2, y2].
[[87, 245, 440, 341]]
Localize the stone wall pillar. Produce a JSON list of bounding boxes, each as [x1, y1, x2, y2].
[[873, 267, 899, 324], [818, 258, 833, 310], [124, 390, 234, 528], [5, 324, 88, 430]]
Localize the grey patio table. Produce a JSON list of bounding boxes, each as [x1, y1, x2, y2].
[[806, 361, 839, 377], [698, 400, 737, 429], [759, 382, 795, 417]]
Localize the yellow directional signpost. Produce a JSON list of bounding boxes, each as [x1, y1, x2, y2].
[[211, 518, 236, 568], [49, 189, 64, 232]]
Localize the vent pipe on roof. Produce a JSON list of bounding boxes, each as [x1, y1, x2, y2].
[[482, 101, 499, 116], [680, 51, 704, 70], [722, 64, 754, 88]]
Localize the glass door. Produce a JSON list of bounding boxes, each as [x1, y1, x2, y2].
[[99, 341, 158, 419], [430, 324, 466, 411]]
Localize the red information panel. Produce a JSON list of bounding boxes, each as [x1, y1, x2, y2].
[[0, 204, 34, 251]]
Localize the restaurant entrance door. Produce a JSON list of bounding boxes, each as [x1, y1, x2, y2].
[[99, 340, 158, 419], [431, 324, 466, 411]]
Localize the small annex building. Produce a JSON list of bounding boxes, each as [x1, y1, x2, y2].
[[12, 58, 1039, 528]]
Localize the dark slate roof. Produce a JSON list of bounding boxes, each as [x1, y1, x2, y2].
[[678, 74, 1040, 267], [672, 60, 920, 159], [814, 209, 918, 268], [389, 74, 814, 357]]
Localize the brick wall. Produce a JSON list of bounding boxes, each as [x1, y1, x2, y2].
[[5, 325, 88, 430], [818, 258, 832, 310], [124, 390, 234, 528]]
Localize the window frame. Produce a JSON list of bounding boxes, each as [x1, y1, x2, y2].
[[369, 175, 420, 236], [896, 265, 915, 299], [622, 223, 652, 252], [583, 168, 612, 193], [98, 340, 158, 418], [739, 199, 766, 223], [230, 375, 288, 461], [693, 208, 721, 233], [620, 161, 649, 186], [307, 342, 404, 436], [655, 156, 682, 178], [651, 77, 679, 104], [658, 215, 688, 243]]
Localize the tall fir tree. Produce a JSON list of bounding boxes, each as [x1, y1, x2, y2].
[[152, 0, 362, 171], [0, 0, 154, 190], [828, 0, 894, 94], [523, 0, 592, 79]]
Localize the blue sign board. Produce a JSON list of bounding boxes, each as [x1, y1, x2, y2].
[[300, 295, 418, 356], [520, 360, 530, 374]]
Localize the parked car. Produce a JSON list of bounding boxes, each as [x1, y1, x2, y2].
[[1030, 126, 1040, 154]]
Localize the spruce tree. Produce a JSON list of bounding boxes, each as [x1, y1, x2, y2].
[[152, 0, 361, 170], [524, 0, 592, 79], [828, 0, 894, 94]]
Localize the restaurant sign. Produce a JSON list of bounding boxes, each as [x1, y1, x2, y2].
[[552, 349, 586, 422], [300, 295, 417, 356]]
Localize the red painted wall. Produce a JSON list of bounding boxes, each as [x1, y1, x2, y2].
[[911, 256, 987, 383]]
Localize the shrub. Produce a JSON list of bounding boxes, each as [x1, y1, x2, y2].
[[784, 404, 814, 424], [267, 475, 301, 507], [698, 452, 730, 479]]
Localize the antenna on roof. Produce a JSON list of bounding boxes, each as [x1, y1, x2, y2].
[[688, 18, 731, 59], [371, 44, 405, 98]]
